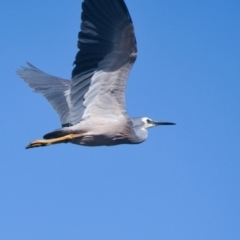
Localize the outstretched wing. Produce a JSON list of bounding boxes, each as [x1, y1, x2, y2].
[[70, 0, 137, 125], [16, 63, 71, 125]]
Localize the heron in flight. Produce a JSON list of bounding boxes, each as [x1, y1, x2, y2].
[[17, 0, 175, 149]]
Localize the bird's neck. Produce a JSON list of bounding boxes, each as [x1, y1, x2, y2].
[[132, 126, 148, 143]]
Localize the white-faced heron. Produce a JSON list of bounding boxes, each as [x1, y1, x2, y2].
[[17, 0, 175, 149]]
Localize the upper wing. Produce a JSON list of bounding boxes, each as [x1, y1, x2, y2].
[[16, 63, 71, 126], [70, 0, 137, 125]]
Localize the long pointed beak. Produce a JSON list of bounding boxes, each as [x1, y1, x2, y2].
[[153, 121, 176, 126]]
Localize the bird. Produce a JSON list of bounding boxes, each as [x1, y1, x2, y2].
[[17, 0, 175, 149]]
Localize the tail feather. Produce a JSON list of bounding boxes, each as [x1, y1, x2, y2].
[[43, 129, 70, 139]]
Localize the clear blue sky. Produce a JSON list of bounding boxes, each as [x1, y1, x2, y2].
[[1, 0, 240, 239]]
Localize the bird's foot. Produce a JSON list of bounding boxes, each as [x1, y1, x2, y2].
[[26, 139, 51, 149]]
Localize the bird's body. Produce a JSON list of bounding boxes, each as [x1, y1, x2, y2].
[[57, 117, 146, 146], [43, 116, 138, 146], [17, 0, 175, 149]]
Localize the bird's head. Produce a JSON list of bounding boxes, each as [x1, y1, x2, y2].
[[136, 117, 176, 129], [130, 117, 175, 143]]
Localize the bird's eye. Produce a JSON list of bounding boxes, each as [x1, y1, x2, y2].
[[147, 119, 151, 124]]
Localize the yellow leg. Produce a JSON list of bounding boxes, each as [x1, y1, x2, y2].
[[25, 133, 84, 149]]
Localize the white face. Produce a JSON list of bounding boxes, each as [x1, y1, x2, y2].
[[142, 117, 156, 129]]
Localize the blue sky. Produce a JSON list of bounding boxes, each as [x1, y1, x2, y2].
[[1, 0, 240, 239]]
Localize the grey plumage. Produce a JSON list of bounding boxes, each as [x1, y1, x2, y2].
[[17, 63, 71, 125], [17, 0, 175, 149]]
